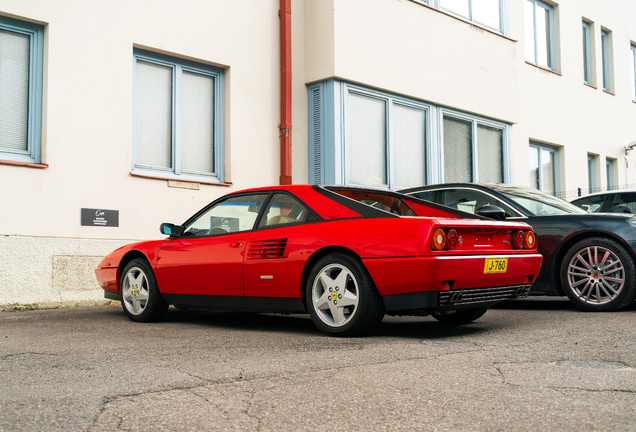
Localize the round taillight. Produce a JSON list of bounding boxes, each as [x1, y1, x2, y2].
[[446, 229, 458, 250], [431, 228, 446, 250], [525, 231, 536, 249], [512, 230, 525, 249]]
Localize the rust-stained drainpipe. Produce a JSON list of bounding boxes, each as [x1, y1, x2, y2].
[[278, 0, 292, 185]]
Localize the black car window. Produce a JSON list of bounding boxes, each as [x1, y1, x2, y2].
[[258, 193, 311, 227], [182, 194, 269, 237], [409, 190, 436, 202], [571, 195, 608, 213], [610, 193, 636, 214], [439, 189, 520, 217]]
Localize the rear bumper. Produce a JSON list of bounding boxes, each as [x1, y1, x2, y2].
[[382, 284, 531, 313]]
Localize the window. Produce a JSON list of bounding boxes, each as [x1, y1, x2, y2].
[[308, 80, 512, 190], [587, 154, 597, 191], [630, 44, 636, 100], [438, 188, 520, 217], [601, 30, 611, 91], [438, 0, 503, 32], [529, 143, 558, 195], [183, 194, 268, 237], [442, 112, 505, 184], [611, 193, 636, 214], [525, 0, 555, 70], [606, 158, 615, 190], [258, 193, 312, 227], [572, 195, 608, 213], [133, 49, 224, 182], [582, 21, 592, 84], [0, 17, 43, 164]]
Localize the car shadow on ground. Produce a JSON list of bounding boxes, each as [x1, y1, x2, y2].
[[493, 297, 578, 311]]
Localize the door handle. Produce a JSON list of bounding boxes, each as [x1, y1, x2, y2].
[[229, 242, 243, 248]]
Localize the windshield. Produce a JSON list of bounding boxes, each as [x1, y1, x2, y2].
[[499, 188, 585, 215]]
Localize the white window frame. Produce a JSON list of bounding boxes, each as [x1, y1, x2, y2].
[[587, 154, 596, 191], [630, 44, 636, 101], [606, 158, 615, 190], [582, 21, 592, 85], [525, 0, 556, 71], [0, 16, 44, 165], [417, 0, 508, 35], [529, 142, 559, 193], [132, 49, 224, 183], [601, 30, 611, 92]]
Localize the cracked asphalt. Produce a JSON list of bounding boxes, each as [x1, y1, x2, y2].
[[1, 298, 635, 431]]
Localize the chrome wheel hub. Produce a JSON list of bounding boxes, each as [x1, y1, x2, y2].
[[122, 267, 150, 315], [312, 264, 359, 328], [567, 246, 625, 305]]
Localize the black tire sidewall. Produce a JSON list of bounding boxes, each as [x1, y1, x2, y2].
[[305, 253, 384, 337], [120, 258, 168, 322], [560, 237, 636, 312]]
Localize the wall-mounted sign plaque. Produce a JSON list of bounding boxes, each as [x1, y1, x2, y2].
[[81, 208, 119, 227]]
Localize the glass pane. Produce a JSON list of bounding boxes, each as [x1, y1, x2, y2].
[[631, 47, 636, 100], [443, 116, 472, 183], [439, 0, 470, 18], [582, 25, 590, 83], [540, 148, 555, 194], [611, 193, 636, 214], [348, 92, 387, 186], [0, 29, 30, 152], [587, 156, 594, 191], [259, 193, 309, 227], [601, 32, 609, 90], [572, 195, 607, 213], [524, 0, 535, 63], [393, 103, 426, 188], [183, 194, 268, 236], [607, 160, 613, 189], [441, 189, 518, 217], [535, 5, 551, 68], [472, 0, 501, 30], [182, 71, 214, 174], [477, 124, 503, 183], [135, 60, 172, 169], [529, 147, 539, 189]]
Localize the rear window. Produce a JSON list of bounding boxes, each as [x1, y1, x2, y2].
[[331, 190, 416, 216]]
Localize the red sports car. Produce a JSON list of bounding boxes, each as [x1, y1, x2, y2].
[[95, 185, 542, 336]]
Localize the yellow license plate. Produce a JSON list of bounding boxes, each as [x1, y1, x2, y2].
[[484, 258, 508, 274]]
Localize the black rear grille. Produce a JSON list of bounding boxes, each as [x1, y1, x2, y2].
[[438, 284, 530, 307]]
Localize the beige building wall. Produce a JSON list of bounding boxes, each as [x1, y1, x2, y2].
[[1, 0, 635, 305]]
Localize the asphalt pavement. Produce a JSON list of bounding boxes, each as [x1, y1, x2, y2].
[[1, 298, 635, 431]]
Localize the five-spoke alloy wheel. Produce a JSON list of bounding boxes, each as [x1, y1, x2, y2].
[[561, 237, 636, 312], [120, 258, 168, 322], [306, 253, 384, 337]]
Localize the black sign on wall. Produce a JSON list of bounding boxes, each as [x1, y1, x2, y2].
[[81, 208, 119, 227]]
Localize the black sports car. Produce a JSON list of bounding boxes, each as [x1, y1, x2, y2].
[[571, 190, 636, 214], [400, 183, 636, 312]]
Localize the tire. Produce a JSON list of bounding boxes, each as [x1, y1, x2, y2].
[[560, 237, 636, 312], [433, 307, 489, 325], [305, 253, 385, 337], [120, 258, 168, 322]]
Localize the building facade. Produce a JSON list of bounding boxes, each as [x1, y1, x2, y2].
[[1, 0, 635, 305]]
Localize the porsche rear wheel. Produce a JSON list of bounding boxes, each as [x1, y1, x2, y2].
[[560, 237, 636, 312], [120, 258, 168, 322], [306, 253, 384, 337], [433, 307, 489, 325]]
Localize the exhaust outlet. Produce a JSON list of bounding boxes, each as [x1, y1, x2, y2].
[[448, 292, 463, 304]]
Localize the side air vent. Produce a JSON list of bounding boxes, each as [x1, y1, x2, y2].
[[247, 239, 288, 260]]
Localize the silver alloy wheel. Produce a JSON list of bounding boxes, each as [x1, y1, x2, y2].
[[567, 245, 625, 305], [311, 263, 359, 328], [122, 266, 150, 315]]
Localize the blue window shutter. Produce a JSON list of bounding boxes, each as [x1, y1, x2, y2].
[[308, 85, 323, 184]]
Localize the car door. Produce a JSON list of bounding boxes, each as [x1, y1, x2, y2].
[[155, 193, 269, 296]]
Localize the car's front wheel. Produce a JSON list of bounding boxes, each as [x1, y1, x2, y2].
[[560, 237, 636, 311], [120, 258, 168, 322], [305, 253, 384, 337]]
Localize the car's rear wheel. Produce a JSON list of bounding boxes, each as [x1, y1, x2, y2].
[[306, 253, 384, 337], [120, 258, 168, 322], [560, 237, 636, 312], [432, 307, 489, 325]]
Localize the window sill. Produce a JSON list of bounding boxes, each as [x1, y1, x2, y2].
[[407, 0, 517, 43], [130, 171, 232, 187], [603, 89, 615, 96], [525, 61, 561, 76], [0, 159, 48, 169], [583, 82, 597, 89]]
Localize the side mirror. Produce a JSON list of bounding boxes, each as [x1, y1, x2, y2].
[[475, 205, 506, 221], [160, 223, 184, 237]]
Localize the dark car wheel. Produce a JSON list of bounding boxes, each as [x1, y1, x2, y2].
[[560, 237, 636, 312], [306, 253, 385, 337], [433, 307, 489, 325], [120, 258, 169, 322]]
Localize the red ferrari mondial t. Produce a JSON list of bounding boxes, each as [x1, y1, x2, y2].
[[96, 185, 542, 337]]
